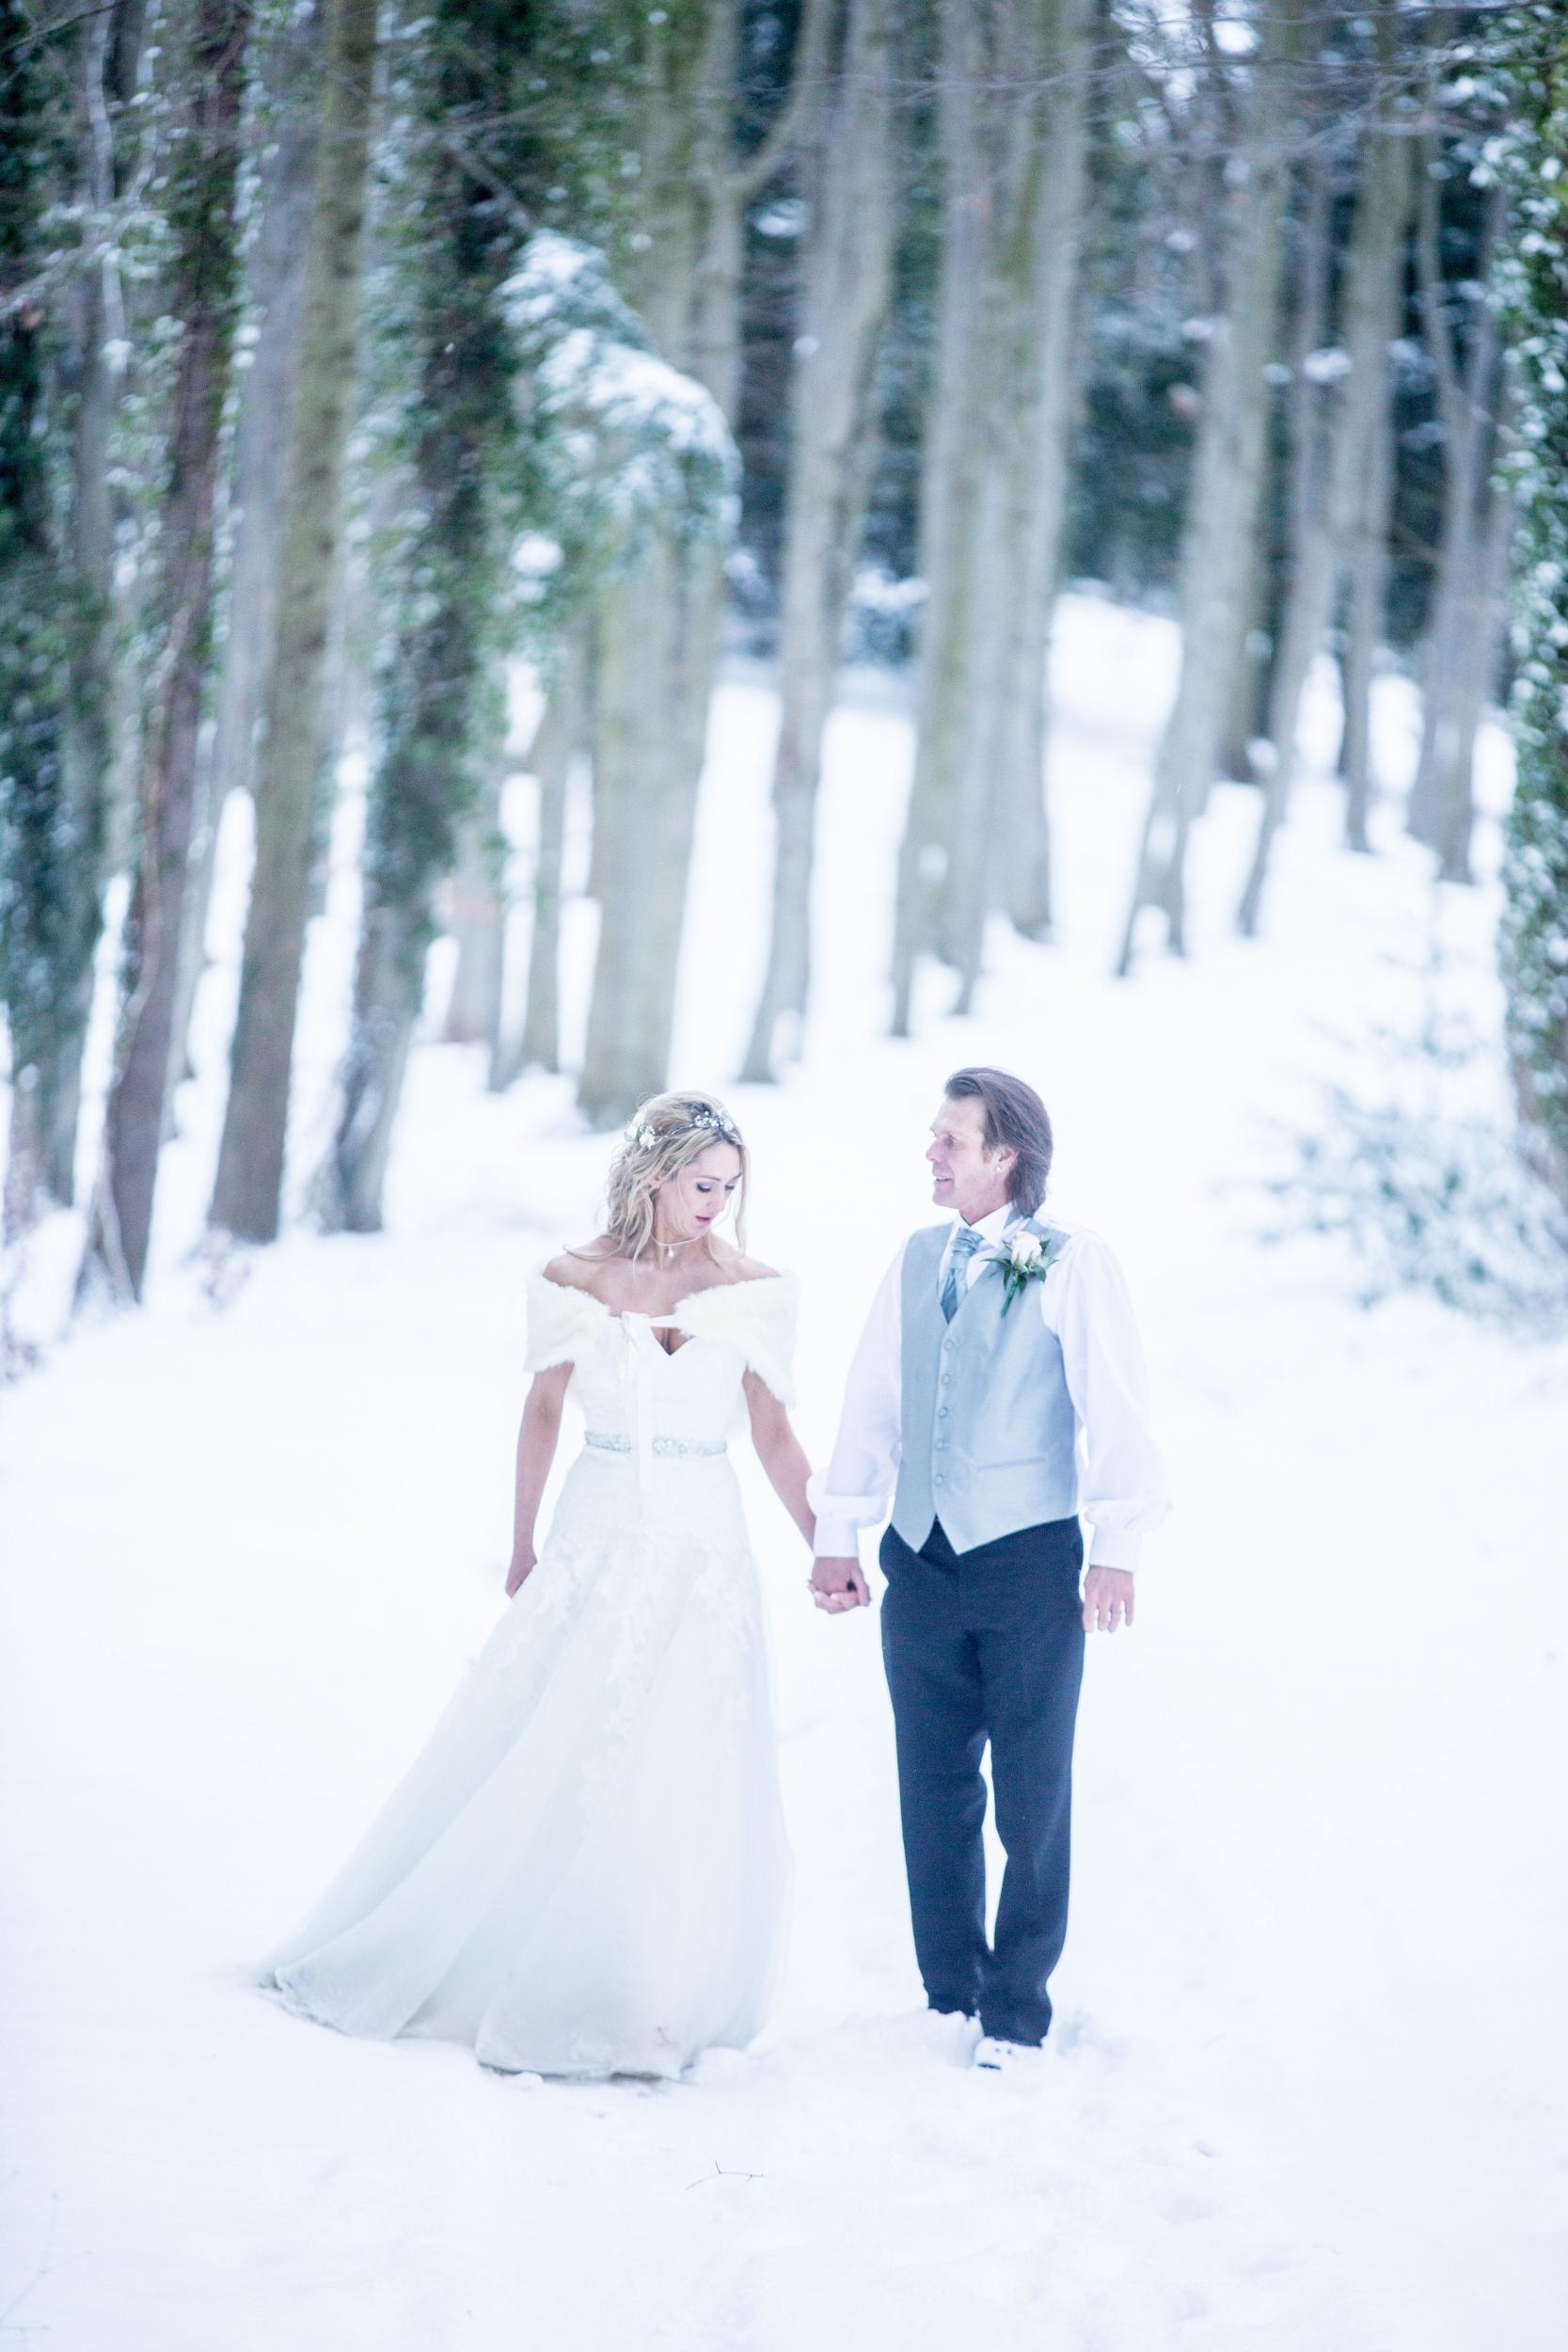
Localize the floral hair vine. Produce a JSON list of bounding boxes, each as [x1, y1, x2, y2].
[[624, 1105, 743, 1152]]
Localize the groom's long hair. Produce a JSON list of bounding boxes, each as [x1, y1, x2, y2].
[[945, 1067, 1053, 1215]]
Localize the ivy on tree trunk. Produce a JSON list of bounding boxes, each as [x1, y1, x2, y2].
[[1493, 8, 1568, 1197], [0, 3, 104, 1241]]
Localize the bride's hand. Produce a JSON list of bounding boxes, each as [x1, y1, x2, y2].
[[809, 1555, 869, 1613], [505, 1547, 537, 1597]]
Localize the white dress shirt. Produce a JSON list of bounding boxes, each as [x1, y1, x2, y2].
[[810, 1204, 1170, 1570]]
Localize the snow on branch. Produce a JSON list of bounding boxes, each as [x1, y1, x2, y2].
[[499, 232, 736, 620]]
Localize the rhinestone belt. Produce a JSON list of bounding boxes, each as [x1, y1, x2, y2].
[[584, 1431, 727, 1460]]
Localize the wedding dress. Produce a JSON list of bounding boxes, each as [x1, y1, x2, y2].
[[254, 1270, 797, 2079]]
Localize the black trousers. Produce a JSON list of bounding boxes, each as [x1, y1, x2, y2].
[[879, 1514, 1085, 2045]]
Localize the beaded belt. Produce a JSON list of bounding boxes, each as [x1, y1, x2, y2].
[[584, 1431, 727, 1460]]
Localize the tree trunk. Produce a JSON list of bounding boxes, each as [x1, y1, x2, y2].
[[1492, 5, 1568, 1200], [317, 0, 516, 1230], [92, 0, 253, 1297], [577, 4, 739, 1123], [1220, 137, 1331, 799], [442, 753, 507, 1053], [1217, 520, 1274, 787], [1237, 72, 1413, 934], [317, 903, 421, 1233], [1338, 226, 1404, 854], [2, 0, 146, 1222], [36, 0, 138, 1206], [577, 0, 823, 1119], [503, 638, 587, 1084], [952, 0, 1093, 1006], [740, 0, 898, 1082], [165, 0, 324, 1133], [1433, 470, 1513, 885], [1115, 8, 1296, 975], [1406, 171, 1505, 856], [579, 532, 724, 1123], [209, 0, 378, 1244], [889, 0, 989, 1036], [1, 3, 72, 1236]]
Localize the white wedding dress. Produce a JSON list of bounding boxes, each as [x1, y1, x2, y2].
[[254, 1270, 797, 2079]]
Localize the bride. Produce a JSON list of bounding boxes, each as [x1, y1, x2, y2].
[[254, 1090, 815, 2079]]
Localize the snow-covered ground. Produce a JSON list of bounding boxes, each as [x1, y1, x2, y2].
[[4, 596, 1565, 2351]]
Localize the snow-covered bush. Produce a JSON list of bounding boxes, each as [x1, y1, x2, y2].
[[1254, 1014, 1568, 1331], [498, 231, 736, 642]]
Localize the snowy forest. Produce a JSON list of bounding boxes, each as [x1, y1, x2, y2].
[[1, 0, 1566, 1311], [4, 4, 1568, 2349]]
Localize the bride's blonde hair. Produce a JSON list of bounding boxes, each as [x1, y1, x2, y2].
[[600, 1089, 749, 1260]]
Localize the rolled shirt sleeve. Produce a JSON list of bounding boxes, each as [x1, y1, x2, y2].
[[1047, 1229, 1170, 1570], [808, 1244, 906, 1558]]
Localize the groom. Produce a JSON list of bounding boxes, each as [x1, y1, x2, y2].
[[810, 1067, 1168, 2070]]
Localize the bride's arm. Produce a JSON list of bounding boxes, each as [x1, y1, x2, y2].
[[506, 1363, 572, 1595], [744, 1372, 816, 1549]]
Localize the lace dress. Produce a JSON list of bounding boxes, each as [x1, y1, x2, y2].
[[253, 1271, 798, 2079]]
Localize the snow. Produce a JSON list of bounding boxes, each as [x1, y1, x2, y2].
[[4, 594, 1566, 2350], [502, 233, 736, 494]]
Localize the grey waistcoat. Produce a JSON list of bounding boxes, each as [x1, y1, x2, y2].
[[892, 1218, 1079, 1556]]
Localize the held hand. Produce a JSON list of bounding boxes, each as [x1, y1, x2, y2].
[[809, 1554, 870, 1614], [505, 1546, 537, 1598], [1082, 1565, 1134, 1634]]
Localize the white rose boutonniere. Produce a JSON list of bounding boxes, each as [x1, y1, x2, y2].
[[994, 1227, 1059, 1316]]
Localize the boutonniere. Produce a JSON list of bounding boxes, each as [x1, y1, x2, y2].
[[991, 1228, 1059, 1316]]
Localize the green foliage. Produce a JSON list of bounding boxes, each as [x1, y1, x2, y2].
[[359, 0, 725, 955], [0, 0, 100, 1081], [499, 230, 736, 647], [1491, 7, 1568, 1192], [359, 0, 556, 967], [137, 0, 254, 705]]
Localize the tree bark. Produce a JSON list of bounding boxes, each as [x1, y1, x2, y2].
[[1338, 234, 1403, 854], [889, 0, 989, 1037], [208, 0, 378, 1243], [951, 0, 1093, 1008], [1406, 168, 1505, 858], [317, 0, 517, 1230], [165, 0, 324, 1134], [740, 0, 898, 1082], [37, 0, 138, 1205], [1237, 75, 1413, 934], [577, 0, 825, 1120], [1492, 5, 1568, 1199], [442, 751, 507, 1054], [579, 532, 724, 1123], [500, 638, 587, 1085], [1115, 8, 1296, 975], [93, 0, 253, 1297], [1220, 138, 1330, 792], [1433, 469, 1513, 885]]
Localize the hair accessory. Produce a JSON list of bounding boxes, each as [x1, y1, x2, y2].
[[624, 1104, 741, 1152]]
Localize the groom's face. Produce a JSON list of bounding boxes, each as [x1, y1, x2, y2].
[[927, 1096, 1015, 1226]]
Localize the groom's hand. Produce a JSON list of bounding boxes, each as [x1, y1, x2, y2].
[[809, 1555, 869, 1613], [1082, 1565, 1134, 1633]]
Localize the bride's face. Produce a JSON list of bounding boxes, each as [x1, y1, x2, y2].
[[654, 1142, 743, 1242]]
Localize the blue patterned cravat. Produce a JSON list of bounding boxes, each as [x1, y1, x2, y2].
[[941, 1223, 985, 1323]]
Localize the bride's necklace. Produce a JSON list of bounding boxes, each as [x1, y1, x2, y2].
[[653, 1231, 706, 1266]]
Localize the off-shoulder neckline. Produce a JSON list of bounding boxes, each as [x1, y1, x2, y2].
[[534, 1269, 796, 1324]]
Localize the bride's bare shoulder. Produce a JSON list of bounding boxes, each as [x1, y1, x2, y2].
[[708, 1238, 784, 1285], [542, 1239, 618, 1292]]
